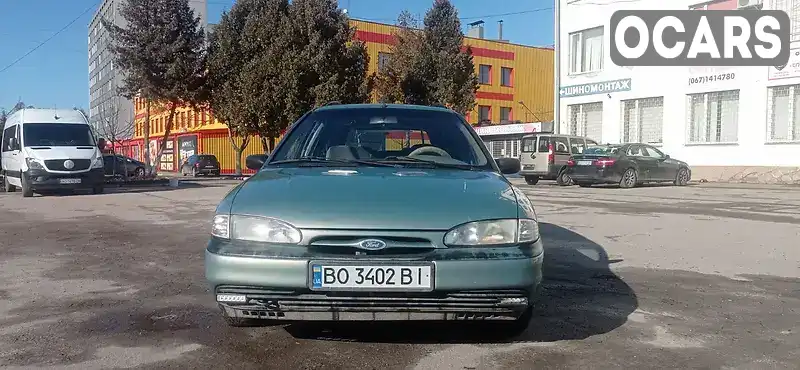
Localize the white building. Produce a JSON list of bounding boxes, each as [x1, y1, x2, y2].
[[558, 0, 800, 183]]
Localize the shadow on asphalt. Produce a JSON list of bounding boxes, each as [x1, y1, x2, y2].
[[283, 222, 638, 344], [28, 181, 231, 197]]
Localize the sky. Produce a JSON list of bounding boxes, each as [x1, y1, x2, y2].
[[0, 0, 555, 112]]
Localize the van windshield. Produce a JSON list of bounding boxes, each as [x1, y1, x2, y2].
[[23, 123, 95, 147]]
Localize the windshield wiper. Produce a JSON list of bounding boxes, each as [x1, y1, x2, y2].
[[377, 156, 477, 170], [270, 157, 358, 166]]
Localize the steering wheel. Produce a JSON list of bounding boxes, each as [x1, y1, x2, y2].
[[407, 145, 451, 158]]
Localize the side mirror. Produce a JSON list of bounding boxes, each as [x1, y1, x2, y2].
[[8, 137, 16, 150], [496, 157, 521, 175], [664, 154, 670, 159], [245, 154, 268, 171]]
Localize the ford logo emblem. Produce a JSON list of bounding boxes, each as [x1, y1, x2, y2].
[[358, 239, 387, 250]]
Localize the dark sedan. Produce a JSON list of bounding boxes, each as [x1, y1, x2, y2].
[[565, 143, 691, 188], [103, 154, 146, 178]]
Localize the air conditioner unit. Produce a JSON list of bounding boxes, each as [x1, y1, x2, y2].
[[738, 0, 763, 9]]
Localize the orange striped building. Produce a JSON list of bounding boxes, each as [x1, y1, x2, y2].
[[116, 19, 554, 174]]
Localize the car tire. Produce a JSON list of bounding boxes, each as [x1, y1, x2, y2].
[[524, 176, 539, 185], [674, 167, 690, 186], [556, 169, 573, 186], [576, 182, 592, 188], [619, 168, 638, 189], [192, 168, 198, 177], [135, 167, 145, 178], [3, 176, 16, 193], [20, 175, 33, 198]]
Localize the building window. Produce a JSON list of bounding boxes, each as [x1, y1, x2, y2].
[[479, 64, 492, 85], [687, 90, 739, 144], [377, 52, 391, 71], [772, 0, 800, 42], [767, 85, 800, 142], [478, 105, 491, 122], [569, 26, 603, 74], [500, 107, 512, 123], [567, 102, 603, 142], [501, 67, 513, 87], [621, 97, 664, 145]]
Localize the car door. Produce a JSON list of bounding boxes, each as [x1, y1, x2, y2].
[[2, 125, 22, 186], [626, 144, 656, 181], [551, 136, 571, 170], [643, 145, 677, 181]]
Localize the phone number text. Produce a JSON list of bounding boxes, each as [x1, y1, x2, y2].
[[689, 73, 735, 85]]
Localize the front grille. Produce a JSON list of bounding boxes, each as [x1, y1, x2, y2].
[[44, 159, 91, 171], [307, 236, 435, 257], [216, 285, 528, 311]]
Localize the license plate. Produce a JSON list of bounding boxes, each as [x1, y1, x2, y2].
[[310, 263, 434, 291], [59, 178, 81, 184], [578, 160, 593, 166]]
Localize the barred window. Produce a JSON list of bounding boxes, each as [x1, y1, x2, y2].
[[686, 90, 739, 144], [621, 97, 664, 144], [772, 0, 800, 42], [767, 85, 800, 142], [567, 102, 603, 142]]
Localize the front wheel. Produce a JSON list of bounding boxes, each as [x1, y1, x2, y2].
[[135, 167, 145, 178], [674, 167, 690, 186], [576, 182, 592, 188], [21, 175, 33, 197], [619, 168, 638, 189], [524, 176, 539, 185]]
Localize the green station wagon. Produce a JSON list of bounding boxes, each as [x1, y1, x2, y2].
[[205, 103, 544, 334]]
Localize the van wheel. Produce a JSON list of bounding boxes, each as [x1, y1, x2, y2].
[[3, 176, 16, 192], [524, 176, 539, 185], [556, 169, 573, 186], [20, 176, 33, 197]]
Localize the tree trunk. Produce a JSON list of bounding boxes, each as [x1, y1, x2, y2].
[[260, 137, 269, 153], [227, 128, 250, 176], [152, 103, 177, 175], [143, 100, 151, 176], [269, 136, 276, 152]]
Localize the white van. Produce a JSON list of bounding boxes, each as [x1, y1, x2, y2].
[[1, 108, 105, 197]]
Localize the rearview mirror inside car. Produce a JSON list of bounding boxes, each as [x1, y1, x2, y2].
[[245, 154, 268, 171], [496, 157, 521, 175]]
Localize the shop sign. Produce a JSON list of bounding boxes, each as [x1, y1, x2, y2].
[[769, 48, 800, 81], [474, 122, 542, 137], [559, 78, 632, 98]]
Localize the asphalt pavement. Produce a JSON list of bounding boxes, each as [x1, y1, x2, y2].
[[0, 178, 798, 369]]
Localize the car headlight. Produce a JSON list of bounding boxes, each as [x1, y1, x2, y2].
[[212, 214, 302, 244], [91, 156, 104, 169], [443, 219, 540, 246], [25, 158, 45, 170]]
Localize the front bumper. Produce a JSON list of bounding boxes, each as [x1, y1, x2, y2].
[[25, 168, 104, 189], [206, 240, 544, 321]]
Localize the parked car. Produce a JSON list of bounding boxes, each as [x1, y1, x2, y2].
[[103, 154, 146, 178], [181, 154, 220, 176], [565, 143, 691, 188], [518, 133, 599, 186], [205, 103, 542, 335]]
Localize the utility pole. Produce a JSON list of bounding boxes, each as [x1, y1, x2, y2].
[[553, 0, 561, 134]]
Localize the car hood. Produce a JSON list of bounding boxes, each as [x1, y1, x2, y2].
[[24, 146, 99, 161], [229, 167, 520, 230]]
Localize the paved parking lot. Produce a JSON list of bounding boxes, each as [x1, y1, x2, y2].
[[0, 179, 798, 369]]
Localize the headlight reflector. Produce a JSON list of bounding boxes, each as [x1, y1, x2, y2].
[[211, 215, 229, 239], [91, 156, 104, 169], [25, 158, 45, 170], [443, 219, 539, 246], [230, 215, 302, 244]]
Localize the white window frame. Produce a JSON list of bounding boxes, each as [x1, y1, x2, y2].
[[568, 26, 604, 75], [686, 90, 740, 145], [766, 84, 800, 142], [567, 102, 604, 142], [620, 96, 664, 145], [771, 0, 800, 42]]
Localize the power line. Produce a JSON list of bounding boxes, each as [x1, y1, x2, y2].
[[0, 1, 99, 75]]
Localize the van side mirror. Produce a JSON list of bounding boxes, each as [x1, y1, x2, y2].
[[664, 154, 670, 159], [496, 157, 521, 175], [8, 137, 17, 150], [245, 154, 268, 171]]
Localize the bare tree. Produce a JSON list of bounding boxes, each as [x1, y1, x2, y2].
[[96, 97, 135, 151]]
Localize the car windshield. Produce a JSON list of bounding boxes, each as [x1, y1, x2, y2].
[[584, 145, 621, 155], [23, 123, 94, 147], [198, 155, 218, 162], [268, 107, 490, 169]]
